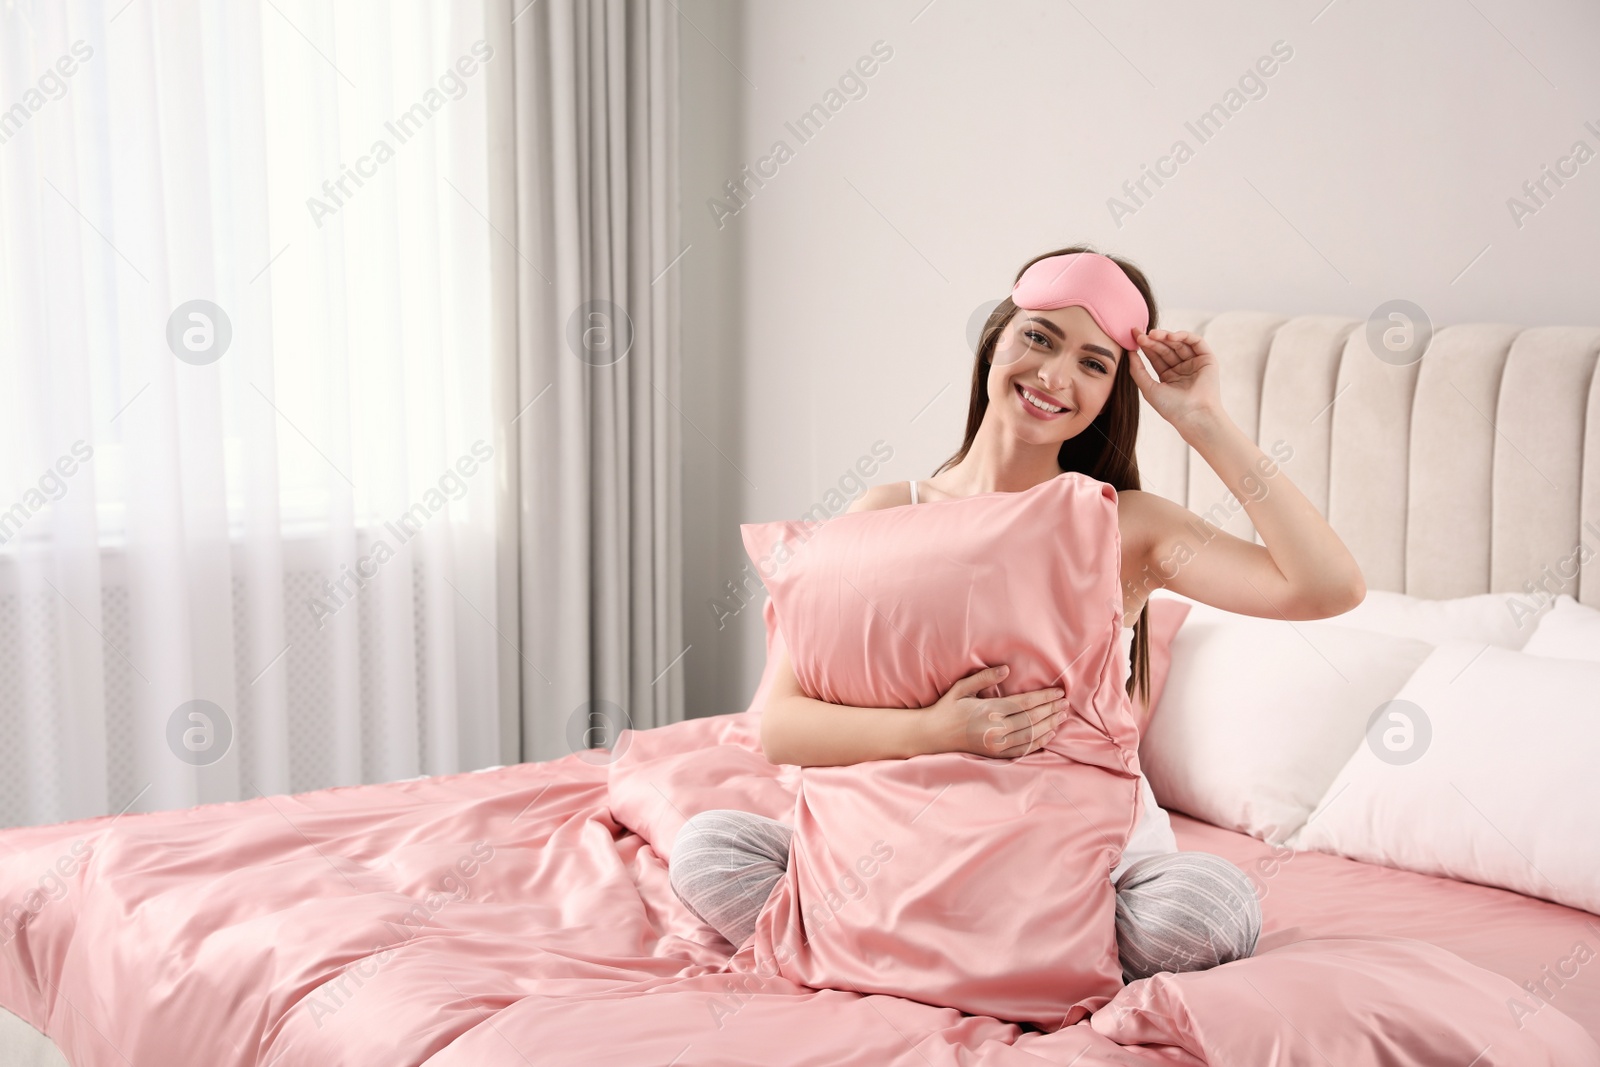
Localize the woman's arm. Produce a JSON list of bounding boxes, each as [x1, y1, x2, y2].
[[759, 648, 1066, 767], [759, 649, 934, 766], [1128, 327, 1367, 620]]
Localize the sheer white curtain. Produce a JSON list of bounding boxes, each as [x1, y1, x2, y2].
[[0, 0, 506, 826]]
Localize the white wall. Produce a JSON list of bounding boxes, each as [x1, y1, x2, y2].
[[679, 0, 749, 720], [679, 0, 1600, 718]]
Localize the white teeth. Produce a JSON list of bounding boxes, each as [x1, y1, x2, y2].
[[1018, 385, 1065, 413]]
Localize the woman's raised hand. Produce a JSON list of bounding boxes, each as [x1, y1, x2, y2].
[[1127, 327, 1224, 433], [922, 664, 1068, 759]]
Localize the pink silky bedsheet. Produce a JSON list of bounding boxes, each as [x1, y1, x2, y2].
[[0, 707, 1594, 1065], [1170, 812, 1600, 1043]]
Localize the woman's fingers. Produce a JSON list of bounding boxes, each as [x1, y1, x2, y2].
[[996, 719, 1058, 758], [1126, 346, 1156, 388], [958, 664, 1009, 699], [1137, 330, 1185, 373], [968, 686, 1067, 757], [1134, 329, 1176, 369], [998, 693, 1064, 734], [1016, 688, 1065, 714], [997, 700, 1067, 754], [1146, 328, 1214, 371], [1146, 328, 1209, 365], [1017, 691, 1066, 718]]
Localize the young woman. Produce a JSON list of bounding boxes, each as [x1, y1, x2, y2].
[[672, 246, 1367, 985]]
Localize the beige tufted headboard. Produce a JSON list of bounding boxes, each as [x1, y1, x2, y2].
[[1134, 311, 1600, 611]]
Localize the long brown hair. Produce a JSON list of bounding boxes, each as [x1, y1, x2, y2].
[[933, 244, 1159, 707]]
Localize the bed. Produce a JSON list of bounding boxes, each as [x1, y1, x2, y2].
[[2, 308, 1597, 1064]]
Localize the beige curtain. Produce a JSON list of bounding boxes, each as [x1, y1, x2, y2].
[[485, 0, 685, 762]]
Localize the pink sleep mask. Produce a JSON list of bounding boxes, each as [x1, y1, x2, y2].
[[1010, 252, 1149, 351]]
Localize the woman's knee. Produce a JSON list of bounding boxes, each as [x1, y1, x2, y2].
[[676, 809, 758, 849], [674, 810, 787, 858], [670, 810, 736, 892], [1113, 850, 1262, 983], [668, 809, 793, 947], [670, 810, 791, 890]]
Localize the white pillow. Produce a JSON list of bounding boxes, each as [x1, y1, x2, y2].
[[1324, 588, 1549, 649], [1521, 594, 1600, 662], [1292, 641, 1600, 914], [1139, 604, 1434, 845], [1152, 586, 1549, 648]]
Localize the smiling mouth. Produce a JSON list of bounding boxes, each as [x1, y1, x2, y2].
[[1015, 382, 1069, 415]]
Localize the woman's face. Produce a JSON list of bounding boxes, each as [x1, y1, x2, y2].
[[987, 304, 1123, 443]]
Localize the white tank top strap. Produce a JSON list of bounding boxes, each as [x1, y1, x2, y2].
[[908, 479, 920, 505]]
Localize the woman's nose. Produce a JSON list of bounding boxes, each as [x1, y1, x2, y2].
[[1035, 361, 1068, 393]]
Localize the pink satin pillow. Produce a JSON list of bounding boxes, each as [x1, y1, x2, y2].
[[743, 554, 1190, 735], [1092, 933, 1600, 1064], [741, 595, 788, 716], [740, 472, 1132, 720], [734, 472, 1144, 1029]]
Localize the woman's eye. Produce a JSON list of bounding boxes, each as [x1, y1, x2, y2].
[[1024, 329, 1049, 347], [1084, 358, 1108, 374]]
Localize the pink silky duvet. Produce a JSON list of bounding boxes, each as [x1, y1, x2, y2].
[[2, 705, 1598, 1065]]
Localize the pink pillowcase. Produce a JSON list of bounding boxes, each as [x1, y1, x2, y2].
[[1092, 933, 1600, 1064], [741, 473, 1133, 718], [744, 561, 1190, 734], [741, 594, 788, 716], [733, 472, 1144, 1029]]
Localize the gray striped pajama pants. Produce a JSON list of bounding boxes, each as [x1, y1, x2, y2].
[[668, 808, 1261, 984]]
